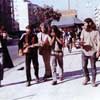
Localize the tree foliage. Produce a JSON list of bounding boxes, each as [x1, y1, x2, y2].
[[33, 5, 61, 26]]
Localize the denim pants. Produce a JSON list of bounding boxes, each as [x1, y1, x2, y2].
[[82, 53, 97, 81], [51, 54, 63, 82]]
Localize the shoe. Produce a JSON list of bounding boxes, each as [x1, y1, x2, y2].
[[17, 67, 24, 71], [82, 77, 90, 85], [26, 81, 31, 87], [91, 81, 97, 87], [44, 74, 52, 78], [52, 81, 57, 85], [36, 78, 40, 83], [43, 74, 52, 81], [59, 77, 64, 81], [43, 77, 47, 81]]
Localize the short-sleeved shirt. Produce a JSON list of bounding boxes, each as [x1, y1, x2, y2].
[[37, 32, 51, 44], [81, 29, 100, 56]]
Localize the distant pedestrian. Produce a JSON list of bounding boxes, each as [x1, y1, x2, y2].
[[18, 25, 39, 86], [50, 25, 64, 85], [37, 23, 52, 81], [64, 28, 74, 53], [80, 18, 100, 87], [0, 25, 14, 68]]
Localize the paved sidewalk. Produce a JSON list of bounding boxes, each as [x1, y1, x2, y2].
[[0, 48, 100, 100]]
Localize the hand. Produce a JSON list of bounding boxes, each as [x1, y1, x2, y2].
[[83, 45, 92, 52], [24, 43, 28, 48], [79, 41, 85, 46], [29, 45, 34, 48], [51, 32, 56, 37], [39, 42, 44, 47], [23, 47, 29, 53], [3, 33, 7, 37], [96, 52, 100, 58], [29, 44, 39, 48]]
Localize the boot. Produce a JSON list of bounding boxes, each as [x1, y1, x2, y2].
[[91, 78, 97, 87], [82, 77, 90, 85], [26, 81, 31, 87], [52, 81, 57, 85]]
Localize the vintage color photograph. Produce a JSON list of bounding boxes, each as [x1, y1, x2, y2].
[[0, 0, 100, 100]]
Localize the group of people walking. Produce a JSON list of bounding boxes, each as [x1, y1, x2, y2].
[[18, 18, 100, 87], [18, 23, 64, 86], [0, 17, 100, 87]]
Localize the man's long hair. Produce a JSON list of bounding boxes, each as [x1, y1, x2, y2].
[[84, 18, 96, 32]]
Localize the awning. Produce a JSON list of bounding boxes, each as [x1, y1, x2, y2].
[[51, 16, 83, 27]]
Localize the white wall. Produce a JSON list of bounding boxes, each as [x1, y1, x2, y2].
[[94, 6, 100, 27], [14, 0, 29, 30]]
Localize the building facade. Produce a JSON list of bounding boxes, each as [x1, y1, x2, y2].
[[13, 0, 40, 31], [60, 9, 77, 17], [0, 0, 13, 32], [94, 6, 100, 27]]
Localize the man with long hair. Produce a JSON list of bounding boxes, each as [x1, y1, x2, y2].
[[19, 25, 39, 86], [81, 18, 100, 87]]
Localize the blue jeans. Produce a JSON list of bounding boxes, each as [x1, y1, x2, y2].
[[51, 53, 63, 82], [82, 53, 97, 81]]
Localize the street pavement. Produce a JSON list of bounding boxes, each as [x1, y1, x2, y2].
[[0, 47, 100, 100], [0, 43, 24, 68], [0, 45, 24, 73], [7, 45, 24, 67]]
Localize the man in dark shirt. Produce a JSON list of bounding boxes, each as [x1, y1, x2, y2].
[[19, 25, 39, 86]]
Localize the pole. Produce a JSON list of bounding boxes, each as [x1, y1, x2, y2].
[[68, 0, 70, 10]]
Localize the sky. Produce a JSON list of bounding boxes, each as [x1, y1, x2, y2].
[[30, 0, 100, 20]]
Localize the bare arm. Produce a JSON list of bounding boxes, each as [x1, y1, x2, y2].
[[80, 30, 85, 47], [3, 32, 7, 39], [56, 37, 63, 45], [50, 36, 55, 46]]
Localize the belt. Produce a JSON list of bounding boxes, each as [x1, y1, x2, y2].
[[51, 50, 63, 56]]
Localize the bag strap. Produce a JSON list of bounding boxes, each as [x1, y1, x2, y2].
[[41, 33, 42, 41]]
